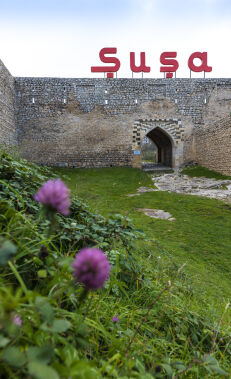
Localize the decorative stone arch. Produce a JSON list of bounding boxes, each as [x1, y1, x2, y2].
[[132, 118, 184, 169]]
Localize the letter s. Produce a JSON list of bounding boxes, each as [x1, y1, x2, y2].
[[160, 52, 179, 73], [91, 48, 121, 73]]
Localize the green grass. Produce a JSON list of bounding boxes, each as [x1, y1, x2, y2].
[[181, 165, 231, 180], [55, 167, 231, 321]]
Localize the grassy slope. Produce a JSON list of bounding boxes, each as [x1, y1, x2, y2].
[[181, 165, 231, 180], [55, 167, 231, 322], [2, 153, 231, 377]]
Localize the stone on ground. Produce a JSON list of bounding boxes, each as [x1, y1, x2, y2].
[[138, 208, 175, 221]]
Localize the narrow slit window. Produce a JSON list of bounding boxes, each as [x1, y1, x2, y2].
[[105, 100, 108, 105], [32, 98, 35, 104]]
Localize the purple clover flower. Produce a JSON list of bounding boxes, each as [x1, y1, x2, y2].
[[72, 248, 110, 290], [13, 315, 22, 326], [112, 316, 119, 323], [34, 179, 71, 216]]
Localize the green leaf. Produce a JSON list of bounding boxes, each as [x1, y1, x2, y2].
[[69, 361, 100, 379], [50, 319, 71, 333], [75, 224, 86, 230], [28, 361, 59, 379], [58, 345, 79, 368], [77, 322, 89, 337], [172, 361, 186, 371], [0, 240, 17, 265], [27, 346, 54, 364], [208, 365, 228, 376], [135, 359, 146, 374], [35, 297, 54, 323], [205, 355, 218, 365], [162, 363, 173, 378], [2, 346, 26, 368], [0, 335, 10, 347], [38, 270, 47, 278]]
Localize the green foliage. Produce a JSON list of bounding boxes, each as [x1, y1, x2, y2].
[[28, 362, 59, 379], [0, 151, 230, 378], [0, 152, 142, 252]]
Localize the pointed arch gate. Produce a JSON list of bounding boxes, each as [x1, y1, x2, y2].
[[132, 118, 184, 169]]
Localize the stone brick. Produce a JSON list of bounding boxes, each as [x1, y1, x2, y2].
[[0, 60, 16, 147]]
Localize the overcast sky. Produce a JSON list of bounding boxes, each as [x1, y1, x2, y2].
[[0, 0, 230, 78]]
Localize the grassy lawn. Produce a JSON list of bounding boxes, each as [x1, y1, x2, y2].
[[181, 165, 231, 180], [55, 167, 231, 322]]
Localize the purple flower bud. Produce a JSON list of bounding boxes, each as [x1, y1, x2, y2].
[[112, 316, 119, 323], [34, 179, 71, 215], [72, 248, 110, 290], [13, 315, 22, 326]]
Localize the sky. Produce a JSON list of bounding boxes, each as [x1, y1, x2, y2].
[[0, 0, 230, 78]]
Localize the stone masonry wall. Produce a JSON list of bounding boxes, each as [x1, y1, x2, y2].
[[195, 116, 231, 175], [0, 60, 16, 146], [10, 76, 231, 171]]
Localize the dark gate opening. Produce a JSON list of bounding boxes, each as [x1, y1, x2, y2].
[[146, 127, 173, 167]]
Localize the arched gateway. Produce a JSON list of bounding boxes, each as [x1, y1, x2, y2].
[[147, 127, 172, 167], [132, 119, 184, 169]]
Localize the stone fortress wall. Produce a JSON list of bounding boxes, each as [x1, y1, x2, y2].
[[1, 58, 231, 174], [0, 60, 16, 147], [195, 116, 231, 175], [194, 88, 231, 175]]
